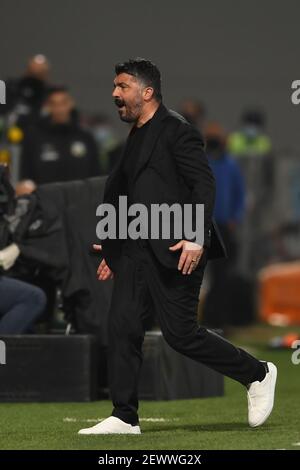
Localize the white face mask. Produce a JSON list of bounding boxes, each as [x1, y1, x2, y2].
[[243, 125, 259, 138]]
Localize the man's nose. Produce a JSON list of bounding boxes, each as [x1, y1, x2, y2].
[[112, 87, 118, 98]]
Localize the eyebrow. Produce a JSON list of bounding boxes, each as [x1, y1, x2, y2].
[[113, 81, 130, 87]]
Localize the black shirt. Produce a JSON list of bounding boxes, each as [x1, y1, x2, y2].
[[122, 119, 151, 201], [121, 119, 152, 253]]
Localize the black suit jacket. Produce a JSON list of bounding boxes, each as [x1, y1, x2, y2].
[[101, 103, 227, 272]]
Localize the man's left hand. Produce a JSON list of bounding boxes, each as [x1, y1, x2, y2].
[[169, 240, 204, 275]]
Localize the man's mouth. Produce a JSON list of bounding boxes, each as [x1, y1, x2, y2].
[[115, 99, 125, 109]]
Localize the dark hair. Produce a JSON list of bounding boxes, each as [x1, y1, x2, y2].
[[115, 58, 162, 101], [242, 109, 265, 128], [45, 85, 69, 99]]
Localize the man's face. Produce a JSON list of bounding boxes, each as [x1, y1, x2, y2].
[[206, 137, 225, 159], [112, 73, 144, 123], [46, 92, 74, 124]]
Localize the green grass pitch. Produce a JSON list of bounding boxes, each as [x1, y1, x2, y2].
[[0, 326, 299, 450]]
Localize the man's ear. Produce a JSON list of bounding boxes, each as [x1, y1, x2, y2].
[[143, 86, 155, 102]]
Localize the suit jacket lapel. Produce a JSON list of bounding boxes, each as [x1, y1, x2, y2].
[[131, 103, 169, 185]]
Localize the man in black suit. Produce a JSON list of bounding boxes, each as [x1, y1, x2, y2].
[[79, 59, 277, 435]]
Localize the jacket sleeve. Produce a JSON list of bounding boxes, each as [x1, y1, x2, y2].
[[172, 121, 215, 247]]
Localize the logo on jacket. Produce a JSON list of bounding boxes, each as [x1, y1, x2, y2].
[[40, 143, 59, 162], [70, 141, 87, 158]]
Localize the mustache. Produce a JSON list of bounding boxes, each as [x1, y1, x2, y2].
[[114, 98, 125, 108]]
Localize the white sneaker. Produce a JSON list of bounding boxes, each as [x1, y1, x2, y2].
[[78, 416, 141, 435], [247, 362, 277, 427]]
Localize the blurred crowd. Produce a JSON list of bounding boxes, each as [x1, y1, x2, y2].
[[0, 55, 272, 186], [2, 53, 292, 336]]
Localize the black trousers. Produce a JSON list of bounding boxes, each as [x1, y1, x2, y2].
[[107, 240, 265, 426]]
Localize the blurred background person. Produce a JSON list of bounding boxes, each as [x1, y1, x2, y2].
[[178, 98, 207, 131], [228, 109, 274, 274], [20, 86, 100, 184], [0, 55, 51, 185], [84, 113, 121, 175], [0, 54, 51, 133], [202, 122, 246, 328], [228, 108, 272, 158], [0, 165, 46, 334], [0, 275, 46, 334]]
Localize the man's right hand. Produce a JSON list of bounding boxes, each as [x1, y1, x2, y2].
[[93, 244, 114, 281]]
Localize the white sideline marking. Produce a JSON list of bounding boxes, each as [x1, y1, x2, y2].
[[292, 442, 300, 446], [63, 417, 178, 423]]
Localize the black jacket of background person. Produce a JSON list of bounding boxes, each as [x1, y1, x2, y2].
[[101, 103, 227, 272], [3, 177, 112, 343], [20, 116, 100, 184]]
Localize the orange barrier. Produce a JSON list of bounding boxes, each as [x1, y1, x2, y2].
[[258, 262, 300, 325]]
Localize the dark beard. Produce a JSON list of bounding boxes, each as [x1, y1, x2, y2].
[[119, 113, 137, 123], [115, 98, 142, 123]]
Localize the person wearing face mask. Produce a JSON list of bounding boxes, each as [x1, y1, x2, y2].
[[203, 123, 246, 328], [227, 109, 272, 158], [178, 98, 207, 131]]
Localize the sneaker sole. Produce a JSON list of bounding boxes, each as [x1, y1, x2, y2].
[[78, 426, 141, 435]]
